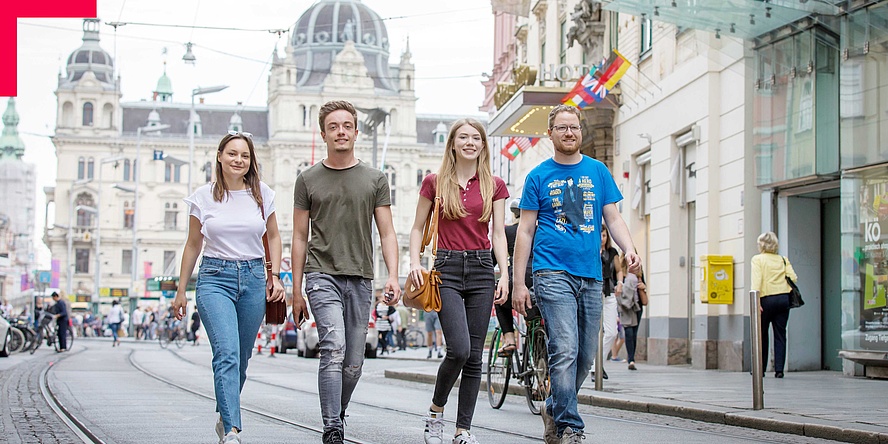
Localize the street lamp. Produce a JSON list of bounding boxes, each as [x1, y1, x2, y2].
[[188, 85, 228, 197], [94, 155, 127, 312]]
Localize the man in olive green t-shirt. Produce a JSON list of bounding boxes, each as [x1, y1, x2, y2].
[[291, 100, 401, 444]]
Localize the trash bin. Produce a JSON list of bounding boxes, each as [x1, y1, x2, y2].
[[700, 255, 733, 304]]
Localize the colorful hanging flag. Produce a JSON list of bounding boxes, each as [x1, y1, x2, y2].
[[500, 136, 540, 160], [595, 49, 631, 91], [562, 50, 632, 109]]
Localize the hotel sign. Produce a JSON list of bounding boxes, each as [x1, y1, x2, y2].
[[495, 63, 592, 109]]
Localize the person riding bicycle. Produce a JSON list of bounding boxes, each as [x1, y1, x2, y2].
[[493, 198, 534, 356]]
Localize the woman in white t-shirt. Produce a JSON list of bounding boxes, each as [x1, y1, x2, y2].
[[172, 131, 285, 444]]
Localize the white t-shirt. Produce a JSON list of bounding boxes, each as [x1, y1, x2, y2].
[[184, 182, 276, 261]]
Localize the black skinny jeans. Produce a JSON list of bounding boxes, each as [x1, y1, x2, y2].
[[624, 306, 643, 363], [761, 293, 791, 373], [493, 265, 534, 334], [432, 249, 495, 430]]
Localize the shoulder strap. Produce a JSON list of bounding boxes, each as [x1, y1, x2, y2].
[[419, 197, 441, 259], [260, 204, 272, 275]]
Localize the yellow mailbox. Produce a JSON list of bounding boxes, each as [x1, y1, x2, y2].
[[700, 255, 734, 304]]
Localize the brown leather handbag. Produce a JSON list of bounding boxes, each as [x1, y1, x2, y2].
[[260, 204, 287, 325], [404, 196, 442, 312]]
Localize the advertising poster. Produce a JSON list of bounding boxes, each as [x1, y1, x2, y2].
[[858, 176, 888, 350]]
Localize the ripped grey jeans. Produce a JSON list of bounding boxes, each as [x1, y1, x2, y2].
[[305, 272, 373, 432]]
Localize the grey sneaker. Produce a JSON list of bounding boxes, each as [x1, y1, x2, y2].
[[560, 427, 585, 444], [221, 430, 241, 444], [322, 428, 344, 444], [423, 411, 445, 444], [540, 407, 558, 444], [215, 416, 224, 441], [452, 430, 479, 444]]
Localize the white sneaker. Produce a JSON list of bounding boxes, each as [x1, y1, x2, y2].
[[221, 430, 241, 444], [452, 430, 479, 444], [423, 411, 445, 444], [215, 416, 224, 441]]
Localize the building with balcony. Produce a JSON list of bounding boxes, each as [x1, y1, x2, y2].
[[486, 0, 888, 376]]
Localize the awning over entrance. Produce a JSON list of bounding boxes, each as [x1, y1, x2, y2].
[[600, 0, 844, 39], [488, 86, 616, 137]]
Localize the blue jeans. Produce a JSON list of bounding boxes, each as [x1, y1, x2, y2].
[[195, 256, 267, 433], [534, 270, 602, 436], [432, 249, 495, 430], [109, 322, 121, 341], [305, 272, 373, 433]]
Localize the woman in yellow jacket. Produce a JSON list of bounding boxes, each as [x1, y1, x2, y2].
[[750, 231, 798, 378]]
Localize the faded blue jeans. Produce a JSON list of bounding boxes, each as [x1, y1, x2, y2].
[[195, 256, 266, 434], [534, 270, 602, 437], [305, 272, 373, 433]]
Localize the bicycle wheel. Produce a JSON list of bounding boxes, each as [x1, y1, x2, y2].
[[66, 328, 75, 350], [158, 327, 169, 349], [8, 327, 25, 353], [29, 327, 44, 354], [174, 328, 186, 348], [51, 326, 61, 352], [486, 328, 510, 409], [406, 330, 425, 348], [524, 325, 550, 415]]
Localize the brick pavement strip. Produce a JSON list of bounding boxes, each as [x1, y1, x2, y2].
[[0, 355, 80, 444]]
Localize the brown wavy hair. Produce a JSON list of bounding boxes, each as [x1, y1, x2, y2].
[[212, 132, 263, 210], [436, 118, 494, 222]]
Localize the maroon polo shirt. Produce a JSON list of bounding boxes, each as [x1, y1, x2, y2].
[[420, 173, 509, 251]]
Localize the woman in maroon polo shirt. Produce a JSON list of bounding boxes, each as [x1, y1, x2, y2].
[[409, 118, 510, 444]]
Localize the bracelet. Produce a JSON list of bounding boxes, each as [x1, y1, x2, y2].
[[271, 272, 281, 278]]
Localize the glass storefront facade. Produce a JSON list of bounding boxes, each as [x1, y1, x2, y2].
[[840, 2, 888, 354], [753, 26, 840, 186]]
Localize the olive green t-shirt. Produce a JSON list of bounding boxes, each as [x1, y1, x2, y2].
[[293, 160, 391, 279]]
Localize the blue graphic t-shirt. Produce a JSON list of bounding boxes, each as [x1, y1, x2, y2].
[[520, 156, 622, 279]]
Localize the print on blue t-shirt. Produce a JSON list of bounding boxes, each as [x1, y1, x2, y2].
[[520, 156, 622, 280]]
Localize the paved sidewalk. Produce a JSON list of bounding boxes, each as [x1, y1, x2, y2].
[[382, 347, 888, 444]]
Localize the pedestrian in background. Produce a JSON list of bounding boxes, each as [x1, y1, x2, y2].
[[618, 256, 646, 371], [107, 300, 125, 347], [409, 118, 510, 444], [425, 311, 444, 359], [172, 131, 285, 444], [493, 197, 534, 356], [751, 231, 797, 379], [0, 298, 12, 317], [375, 292, 395, 355], [291, 100, 401, 444], [396, 303, 409, 351], [48, 292, 69, 352], [133, 305, 144, 340], [190, 306, 201, 346], [512, 105, 640, 444], [596, 223, 623, 379]]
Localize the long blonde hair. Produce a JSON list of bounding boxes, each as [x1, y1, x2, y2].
[[436, 118, 494, 222]]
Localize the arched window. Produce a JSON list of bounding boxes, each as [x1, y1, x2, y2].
[[164, 202, 179, 230], [300, 105, 307, 128], [406, 74, 412, 90], [123, 159, 131, 181], [77, 157, 85, 180], [102, 103, 114, 128], [416, 169, 423, 186], [384, 165, 397, 206], [87, 157, 95, 179], [62, 102, 74, 127], [82, 102, 94, 126], [75, 192, 95, 227]]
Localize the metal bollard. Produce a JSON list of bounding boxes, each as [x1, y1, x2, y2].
[[749, 290, 763, 410], [594, 292, 604, 391]]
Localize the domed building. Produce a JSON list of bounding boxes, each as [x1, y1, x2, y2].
[[44, 1, 463, 312]]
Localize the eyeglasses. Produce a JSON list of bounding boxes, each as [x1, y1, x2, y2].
[[552, 125, 581, 134], [228, 130, 253, 138]]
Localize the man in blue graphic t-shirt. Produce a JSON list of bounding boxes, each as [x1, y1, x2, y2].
[[512, 104, 640, 444]]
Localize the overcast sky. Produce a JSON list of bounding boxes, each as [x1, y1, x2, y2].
[[14, 0, 495, 267]]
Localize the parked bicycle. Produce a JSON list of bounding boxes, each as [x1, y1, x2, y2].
[[405, 326, 425, 348], [486, 303, 549, 415], [29, 311, 73, 354], [157, 318, 186, 349]]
